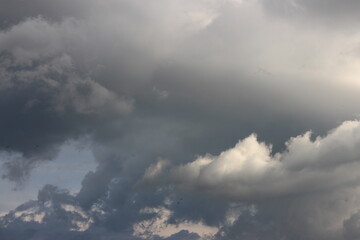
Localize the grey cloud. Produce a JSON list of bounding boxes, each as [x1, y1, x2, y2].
[[343, 211, 360, 240], [0, 185, 92, 239], [0, 0, 91, 30], [0, 51, 130, 180], [261, 0, 360, 28], [161, 121, 360, 199], [77, 157, 124, 210], [0, 185, 204, 240], [141, 121, 360, 239], [3, 0, 360, 239], [0, 17, 132, 181], [3, 0, 360, 181]]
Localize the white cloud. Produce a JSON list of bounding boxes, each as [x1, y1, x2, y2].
[[168, 120, 360, 199], [133, 206, 218, 239], [141, 159, 170, 182]]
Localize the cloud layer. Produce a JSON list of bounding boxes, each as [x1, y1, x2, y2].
[[2, 0, 360, 239], [169, 121, 360, 199]]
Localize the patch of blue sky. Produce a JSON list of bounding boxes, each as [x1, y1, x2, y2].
[[0, 141, 96, 213]]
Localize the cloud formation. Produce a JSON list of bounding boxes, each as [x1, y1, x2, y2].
[[2, 0, 360, 239], [168, 121, 360, 199]]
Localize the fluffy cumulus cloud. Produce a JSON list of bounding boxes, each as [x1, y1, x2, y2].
[[146, 121, 360, 239], [2, 0, 360, 239], [169, 121, 360, 199]]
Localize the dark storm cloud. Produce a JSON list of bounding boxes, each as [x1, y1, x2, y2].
[[2, 0, 360, 181], [3, 0, 360, 239], [0, 50, 131, 181], [0, 184, 143, 240], [0, 184, 203, 240], [0, 17, 132, 181], [0, 0, 90, 29]]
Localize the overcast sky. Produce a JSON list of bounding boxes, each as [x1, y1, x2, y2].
[[2, 0, 360, 239]]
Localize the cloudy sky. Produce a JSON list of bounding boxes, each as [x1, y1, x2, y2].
[[2, 0, 360, 239]]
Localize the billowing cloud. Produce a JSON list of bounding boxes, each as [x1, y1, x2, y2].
[[2, 0, 360, 239], [3, 0, 360, 180], [138, 121, 360, 239], [167, 120, 360, 199], [0, 17, 132, 181]]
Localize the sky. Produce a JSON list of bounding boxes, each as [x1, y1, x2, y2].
[[2, 0, 360, 239]]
